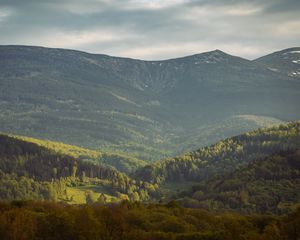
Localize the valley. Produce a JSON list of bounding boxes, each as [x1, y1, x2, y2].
[[1, 120, 299, 214]]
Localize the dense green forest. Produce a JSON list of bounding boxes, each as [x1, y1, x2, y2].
[[0, 200, 300, 240], [1, 121, 300, 214], [135, 121, 300, 185], [177, 149, 300, 214], [0, 134, 159, 203], [11, 134, 146, 174]]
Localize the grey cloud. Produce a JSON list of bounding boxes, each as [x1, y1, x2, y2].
[[0, 0, 299, 60]]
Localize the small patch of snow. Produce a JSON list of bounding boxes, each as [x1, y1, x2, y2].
[[268, 67, 279, 72], [205, 60, 216, 64], [284, 51, 300, 55], [289, 71, 300, 76]]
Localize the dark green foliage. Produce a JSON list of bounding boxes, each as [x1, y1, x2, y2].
[[0, 200, 299, 240], [135, 121, 300, 184], [179, 149, 300, 214], [99, 153, 146, 174], [0, 134, 159, 202], [134, 121, 300, 213], [0, 134, 123, 182]]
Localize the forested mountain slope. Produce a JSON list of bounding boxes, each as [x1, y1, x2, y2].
[[0, 134, 159, 203], [179, 149, 300, 214], [135, 121, 300, 184], [10, 134, 146, 174], [1, 46, 300, 161], [1, 122, 300, 214]]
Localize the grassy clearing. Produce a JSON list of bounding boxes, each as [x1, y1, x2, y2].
[[60, 184, 118, 204]]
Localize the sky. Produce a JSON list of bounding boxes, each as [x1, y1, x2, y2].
[[0, 0, 299, 60]]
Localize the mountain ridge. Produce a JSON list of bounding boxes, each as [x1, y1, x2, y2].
[[1, 45, 300, 162], [3, 44, 299, 62], [0, 45, 246, 62]]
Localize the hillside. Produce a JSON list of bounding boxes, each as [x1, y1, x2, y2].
[[135, 121, 300, 184], [134, 121, 300, 213], [1, 122, 300, 214], [179, 149, 300, 214], [1, 46, 300, 162], [0, 134, 159, 203], [10, 134, 146, 173], [254, 47, 300, 80]]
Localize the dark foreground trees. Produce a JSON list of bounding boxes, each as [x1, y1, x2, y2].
[[0, 200, 299, 240]]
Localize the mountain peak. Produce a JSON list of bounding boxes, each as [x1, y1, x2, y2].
[[212, 49, 225, 54], [254, 47, 300, 79], [280, 47, 300, 54], [198, 49, 228, 56], [186, 49, 245, 65]]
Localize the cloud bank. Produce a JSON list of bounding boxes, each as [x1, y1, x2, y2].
[[0, 0, 299, 60]]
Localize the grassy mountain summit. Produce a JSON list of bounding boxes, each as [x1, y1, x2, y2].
[[1, 45, 300, 162]]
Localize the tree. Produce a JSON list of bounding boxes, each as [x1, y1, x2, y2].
[[97, 193, 107, 204], [85, 191, 95, 204]]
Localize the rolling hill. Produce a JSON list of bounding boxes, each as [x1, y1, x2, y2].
[[10, 134, 146, 174], [1, 45, 300, 162], [134, 121, 300, 213], [135, 121, 300, 184], [0, 134, 159, 203], [1, 121, 300, 214], [179, 149, 300, 214]]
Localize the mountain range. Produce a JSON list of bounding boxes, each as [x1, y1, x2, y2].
[[1, 45, 300, 162]]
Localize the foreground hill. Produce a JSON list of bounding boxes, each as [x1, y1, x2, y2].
[[10, 134, 146, 173], [134, 121, 300, 213], [0, 134, 158, 203], [179, 149, 300, 214], [135, 121, 300, 185], [1, 45, 299, 161]]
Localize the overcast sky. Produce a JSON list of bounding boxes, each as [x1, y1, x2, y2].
[[0, 0, 299, 60]]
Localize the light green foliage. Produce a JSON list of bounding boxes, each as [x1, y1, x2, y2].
[[0, 134, 160, 203], [180, 149, 300, 214], [10, 134, 146, 174], [136, 121, 300, 184]]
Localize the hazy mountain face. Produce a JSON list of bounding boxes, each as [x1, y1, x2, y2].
[[0, 46, 300, 161], [254, 47, 300, 80]]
